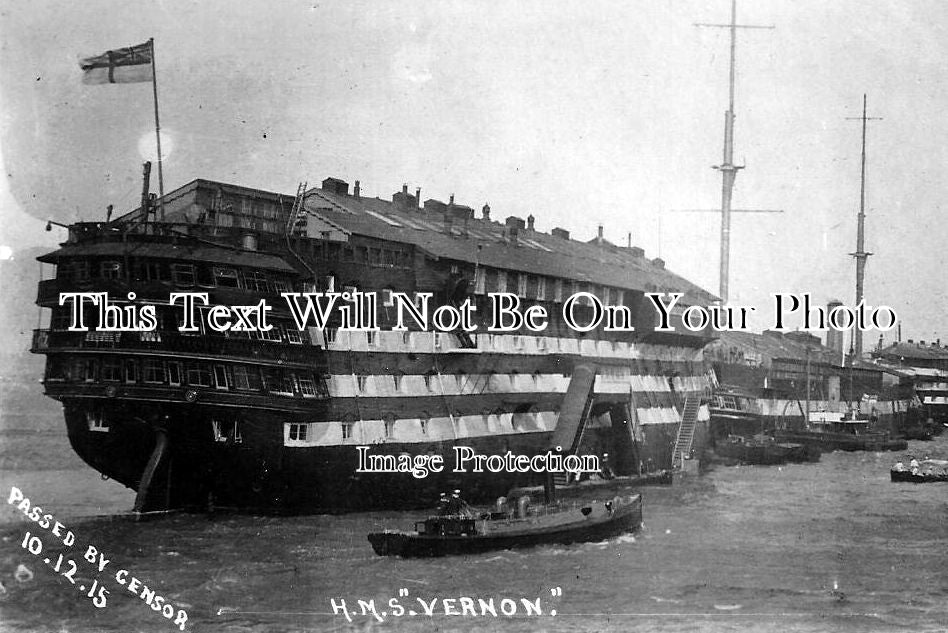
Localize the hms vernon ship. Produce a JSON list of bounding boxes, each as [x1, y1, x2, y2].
[[31, 174, 717, 513]]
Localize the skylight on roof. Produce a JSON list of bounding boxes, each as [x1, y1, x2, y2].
[[362, 209, 403, 227]]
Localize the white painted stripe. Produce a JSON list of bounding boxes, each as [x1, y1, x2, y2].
[[324, 371, 703, 398], [321, 329, 704, 363], [283, 406, 684, 447]]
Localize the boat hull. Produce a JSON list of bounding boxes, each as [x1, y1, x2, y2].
[[890, 470, 948, 483], [368, 494, 643, 557]]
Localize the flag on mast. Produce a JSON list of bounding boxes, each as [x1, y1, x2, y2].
[[79, 41, 153, 84]]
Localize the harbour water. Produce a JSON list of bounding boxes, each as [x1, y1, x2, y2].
[[1, 388, 947, 632]]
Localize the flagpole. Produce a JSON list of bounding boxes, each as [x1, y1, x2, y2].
[[149, 37, 165, 221]]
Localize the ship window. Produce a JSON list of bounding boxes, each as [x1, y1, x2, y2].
[[393, 372, 403, 392], [356, 374, 368, 392], [298, 375, 318, 397], [419, 415, 429, 435], [382, 289, 394, 307], [143, 359, 165, 384], [455, 371, 466, 391], [257, 327, 282, 343], [285, 327, 303, 344], [366, 331, 378, 347], [186, 363, 211, 387], [167, 362, 182, 386], [289, 423, 308, 441], [496, 271, 507, 293], [100, 261, 122, 280], [536, 277, 546, 301], [136, 260, 165, 281], [272, 279, 290, 293], [244, 271, 270, 292], [232, 366, 261, 390], [325, 328, 338, 345], [518, 272, 528, 296], [423, 371, 436, 392], [102, 358, 122, 382], [509, 371, 519, 389], [171, 264, 195, 288], [86, 411, 109, 433], [554, 279, 564, 302], [474, 268, 486, 295], [616, 289, 625, 306], [124, 359, 137, 384], [213, 365, 229, 390], [433, 332, 443, 349], [341, 422, 353, 440], [213, 267, 240, 288], [82, 358, 98, 382], [532, 370, 541, 386], [263, 368, 293, 395], [384, 415, 396, 439], [401, 331, 412, 348], [212, 418, 242, 443]]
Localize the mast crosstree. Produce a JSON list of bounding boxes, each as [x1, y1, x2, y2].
[[679, 0, 781, 305]]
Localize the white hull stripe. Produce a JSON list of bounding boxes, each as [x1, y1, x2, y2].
[[283, 404, 711, 447], [325, 371, 709, 398], [311, 329, 705, 362]]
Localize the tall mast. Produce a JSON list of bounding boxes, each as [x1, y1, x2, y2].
[[717, 0, 739, 305], [691, 0, 777, 305], [847, 94, 880, 360]]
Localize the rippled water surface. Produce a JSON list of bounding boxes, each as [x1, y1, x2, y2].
[[1, 415, 946, 632]]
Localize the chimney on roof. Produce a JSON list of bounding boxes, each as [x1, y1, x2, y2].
[[627, 232, 631, 248], [527, 214, 535, 231], [908, 339, 914, 344], [354, 180, 361, 199], [652, 257, 665, 269], [321, 177, 349, 196], [403, 183, 408, 195], [482, 203, 491, 221], [505, 216, 524, 243], [598, 224, 604, 241], [552, 227, 570, 240], [416, 188, 421, 209], [920, 340, 925, 346]]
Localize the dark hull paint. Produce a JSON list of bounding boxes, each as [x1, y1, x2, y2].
[[774, 430, 907, 453], [64, 400, 695, 512], [890, 470, 948, 483], [368, 495, 642, 557]]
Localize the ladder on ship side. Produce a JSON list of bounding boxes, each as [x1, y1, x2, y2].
[[671, 394, 700, 469], [285, 181, 308, 235]]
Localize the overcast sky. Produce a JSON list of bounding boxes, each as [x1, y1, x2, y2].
[[1, 1, 946, 343]]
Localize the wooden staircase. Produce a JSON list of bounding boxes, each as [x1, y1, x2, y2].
[[671, 394, 700, 469]]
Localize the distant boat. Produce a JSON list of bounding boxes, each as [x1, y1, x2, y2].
[[714, 434, 820, 466], [710, 386, 820, 464], [776, 410, 907, 452], [891, 459, 948, 483], [367, 493, 642, 557]]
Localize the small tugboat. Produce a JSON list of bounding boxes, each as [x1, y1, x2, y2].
[[890, 459, 948, 483], [367, 493, 642, 558]]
